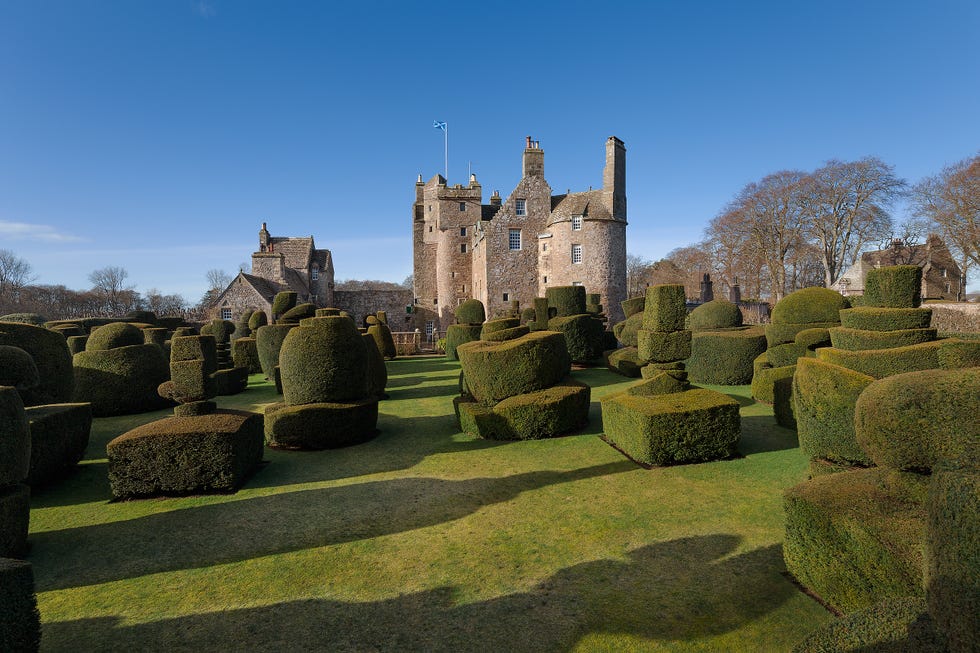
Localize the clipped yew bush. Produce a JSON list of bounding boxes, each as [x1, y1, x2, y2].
[[864, 264, 922, 308], [0, 386, 31, 488], [829, 326, 937, 351], [279, 316, 368, 404], [457, 331, 570, 405], [25, 403, 92, 488], [547, 314, 604, 362], [248, 310, 268, 330], [272, 291, 297, 319], [455, 298, 486, 325], [264, 397, 379, 449], [688, 299, 742, 330], [792, 597, 929, 653], [816, 339, 943, 379], [445, 324, 482, 360], [367, 319, 397, 360], [839, 306, 932, 331], [232, 337, 262, 374], [0, 313, 45, 325], [455, 378, 590, 440], [793, 357, 875, 466], [613, 312, 643, 347], [637, 329, 691, 363], [546, 285, 586, 318], [687, 327, 766, 385], [0, 558, 41, 652], [255, 323, 296, 379], [362, 333, 388, 398], [641, 284, 687, 332], [107, 410, 264, 498], [0, 346, 40, 392], [771, 286, 849, 325], [606, 346, 644, 377], [280, 302, 316, 323], [87, 322, 144, 350], [0, 321, 74, 406], [73, 337, 172, 416], [621, 295, 645, 318], [938, 338, 980, 369]]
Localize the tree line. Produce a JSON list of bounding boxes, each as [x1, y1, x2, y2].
[[629, 153, 978, 302]]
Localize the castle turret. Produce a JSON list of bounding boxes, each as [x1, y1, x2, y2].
[[522, 136, 543, 177], [603, 136, 626, 220]]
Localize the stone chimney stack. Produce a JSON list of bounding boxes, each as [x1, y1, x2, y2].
[[603, 136, 626, 220], [729, 277, 742, 304], [522, 136, 544, 178], [259, 222, 270, 251], [700, 273, 714, 303], [490, 190, 502, 206]]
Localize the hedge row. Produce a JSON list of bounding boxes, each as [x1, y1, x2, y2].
[[782, 467, 927, 613], [601, 387, 740, 466], [107, 410, 264, 498]]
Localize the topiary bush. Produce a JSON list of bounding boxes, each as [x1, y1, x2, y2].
[[456, 299, 486, 325], [637, 329, 691, 363], [0, 321, 74, 406], [687, 327, 767, 385], [445, 324, 482, 360], [855, 368, 980, 472], [457, 332, 571, 405], [25, 403, 91, 488], [279, 316, 369, 404], [126, 310, 158, 325], [455, 378, 590, 440], [231, 337, 262, 374], [621, 296, 645, 318], [829, 326, 937, 351], [606, 346, 645, 377], [688, 299, 743, 330], [480, 318, 520, 339], [792, 597, 930, 653], [601, 387, 740, 465], [280, 302, 316, 323], [771, 287, 848, 325], [864, 265, 922, 309], [264, 398, 379, 449], [213, 367, 249, 396], [816, 339, 943, 379], [72, 343, 172, 416], [362, 334, 388, 398], [765, 321, 841, 347], [938, 338, 980, 369], [794, 327, 832, 351], [546, 286, 587, 318], [248, 311, 269, 330], [0, 484, 29, 557], [0, 313, 46, 325], [613, 312, 643, 348], [641, 285, 687, 332], [0, 558, 41, 652], [255, 324, 296, 379], [839, 306, 933, 331], [272, 291, 297, 320], [66, 335, 87, 355], [86, 322, 144, 351], [793, 357, 876, 466], [0, 387, 30, 487], [367, 321, 397, 360], [0, 346, 40, 392], [783, 467, 926, 613], [482, 325, 530, 342], [547, 314, 605, 362], [107, 410, 264, 498]]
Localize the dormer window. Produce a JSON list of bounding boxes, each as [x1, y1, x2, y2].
[[515, 199, 526, 216], [572, 215, 583, 231]]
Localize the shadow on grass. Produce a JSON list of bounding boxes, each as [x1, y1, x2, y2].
[[30, 460, 636, 592], [42, 536, 797, 652], [739, 415, 799, 456], [387, 382, 459, 401]]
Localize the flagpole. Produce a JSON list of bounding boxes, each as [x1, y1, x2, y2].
[[444, 122, 449, 181]]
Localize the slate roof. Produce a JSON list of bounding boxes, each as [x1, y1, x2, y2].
[[269, 237, 314, 270], [549, 189, 612, 225], [238, 272, 285, 302], [481, 204, 500, 221]]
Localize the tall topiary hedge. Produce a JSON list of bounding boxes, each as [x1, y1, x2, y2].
[[232, 337, 262, 374], [279, 317, 368, 404], [686, 327, 767, 385], [546, 286, 587, 318], [864, 265, 922, 309], [641, 285, 687, 332], [367, 318, 397, 360], [0, 558, 41, 652], [0, 321, 74, 406], [547, 314, 604, 362], [445, 324, 482, 360], [255, 324, 295, 379]]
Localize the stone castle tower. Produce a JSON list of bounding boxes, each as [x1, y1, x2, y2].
[[412, 136, 627, 334]]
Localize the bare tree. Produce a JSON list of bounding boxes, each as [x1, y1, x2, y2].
[[144, 288, 188, 316], [88, 266, 133, 316], [912, 154, 979, 278], [799, 158, 905, 287], [0, 249, 37, 311], [662, 245, 713, 299], [402, 274, 414, 290], [625, 253, 653, 298], [206, 269, 233, 292]]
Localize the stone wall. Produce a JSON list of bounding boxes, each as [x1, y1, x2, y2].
[[209, 277, 270, 323], [929, 302, 980, 334], [334, 289, 416, 331]]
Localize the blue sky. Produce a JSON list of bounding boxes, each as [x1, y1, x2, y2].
[[2, 1, 978, 303]]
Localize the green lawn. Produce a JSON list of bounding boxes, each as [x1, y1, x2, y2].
[[28, 356, 831, 651]]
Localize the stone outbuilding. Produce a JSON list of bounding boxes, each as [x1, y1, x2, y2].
[[835, 234, 965, 301]]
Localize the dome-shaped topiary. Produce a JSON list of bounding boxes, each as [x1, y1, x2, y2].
[[86, 323, 145, 351], [0, 322, 74, 406], [771, 287, 848, 325], [206, 319, 236, 344], [278, 316, 369, 404], [0, 346, 40, 391], [248, 310, 268, 330], [688, 300, 743, 331], [456, 299, 486, 325]]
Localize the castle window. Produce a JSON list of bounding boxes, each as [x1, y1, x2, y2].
[[515, 199, 526, 216], [460, 227, 467, 236], [572, 215, 583, 231], [509, 229, 522, 250], [941, 268, 947, 277], [571, 244, 583, 264], [311, 267, 319, 281], [459, 202, 466, 211], [221, 308, 232, 320], [429, 226, 432, 232], [543, 276, 548, 284], [503, 293, 509, 302], [434, 298, 438, 305], [460, 243, 467, 253], [542, 243, 547, 252], [572, 281, 583, 287]]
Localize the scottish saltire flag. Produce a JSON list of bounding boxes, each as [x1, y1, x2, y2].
[[433, 120, 447, 131]]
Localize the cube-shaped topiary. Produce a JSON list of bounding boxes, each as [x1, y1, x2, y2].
[[25, 403, 92, 488], [142, 327, 168, 349], [264, 398, 379, 449], [636, 329, 692, 363], [457, 331, 571, 405], [455, 299, 486, 325], [0, 558, 41, 652], [621, 296, 645, 318], [855, 368, 980, 472], [794, 357, 877, 465], [783, 467, 927, 613], [546, 286, 587, 318], [864, 265, 922, 309], [641, 285, 687, 332], [0, 321, 74, 406], [601, 387, 740, 466], [213, 367, 249, 396], [688, 299, 743, 331], [279, 316, 369, 404], [687, 327, 767, 385], [107, 410, 264, 498]]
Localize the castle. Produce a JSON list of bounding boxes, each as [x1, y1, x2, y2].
[[412, 136, 628, 335]]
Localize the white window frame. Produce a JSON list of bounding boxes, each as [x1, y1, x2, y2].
[[311, 267, 319, 281], [515, 199, 527, 216], [571, 244, 583, 264], [572, 215, 583, 230], [221, 308, 232, 320], [509, 229, 522, 251]]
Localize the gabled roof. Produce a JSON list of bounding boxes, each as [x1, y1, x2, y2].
[[481, 204, 500, 221], [269, 236, 314, 270], [211, 272, 284, 308]]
